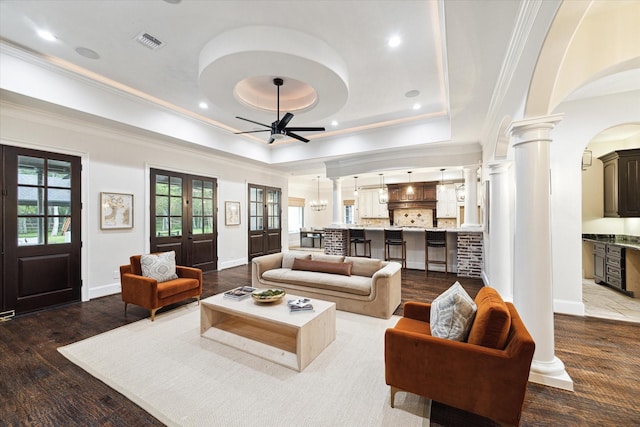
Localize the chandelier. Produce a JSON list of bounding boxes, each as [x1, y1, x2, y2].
[[310, 176, 328, 211], [378, 173, 389, 204]]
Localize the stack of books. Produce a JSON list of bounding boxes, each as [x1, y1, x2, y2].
[[223, 286, 257, 300], [288, 298, 314, 313]]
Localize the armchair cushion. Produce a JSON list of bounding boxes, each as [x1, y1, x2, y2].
[[140, 251, 178, 283], [429, 282, 477, 341], [467, 286, 511, 349]]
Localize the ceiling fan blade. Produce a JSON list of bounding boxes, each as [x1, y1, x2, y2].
[[285, 126, 326, 132], [234, 130, 270, 134], [285, 131, 310, 143], [278, 112, 294, 130], [235, 116, 271, 128]]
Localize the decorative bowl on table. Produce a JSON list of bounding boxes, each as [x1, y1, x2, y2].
[[251, 288, 286, 303]]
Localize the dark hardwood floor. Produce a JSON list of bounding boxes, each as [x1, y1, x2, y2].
[[1, 265, 639, 426]]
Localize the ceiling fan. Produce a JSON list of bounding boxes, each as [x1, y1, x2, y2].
[[235, 77, 325, 144]]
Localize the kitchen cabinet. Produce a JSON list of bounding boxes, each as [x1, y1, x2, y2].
[[593, 242, 606, 283], [437, 184, 458, 218], [358, 189, 388, 218], [599, 148, 640, 217], [593, 241, 627, 293]]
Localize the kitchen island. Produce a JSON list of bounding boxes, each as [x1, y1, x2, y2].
[[323, 226, 484, 278]]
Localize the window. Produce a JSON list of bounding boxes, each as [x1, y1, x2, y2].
[[344, 205, 354, 225], [288, 206, 304, 232], [17, 156, 72, 245], [344, 199, 355, 225]]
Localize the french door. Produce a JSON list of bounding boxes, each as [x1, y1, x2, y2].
[[1, 145, 82, 315], [150, 169, 217, 272], [248, 184, 281, 259]]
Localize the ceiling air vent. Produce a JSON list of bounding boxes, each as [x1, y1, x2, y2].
[[136, 32, 164, 50]]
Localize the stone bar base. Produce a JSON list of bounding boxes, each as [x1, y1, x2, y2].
[[457, 232, 483, 278], [323, 228, 349, 256]]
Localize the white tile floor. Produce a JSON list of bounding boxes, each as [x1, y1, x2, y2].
[[583, 279, 640, 323]]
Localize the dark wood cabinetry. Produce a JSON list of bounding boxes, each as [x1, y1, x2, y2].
[[593, 241, 627, 293], [593, 242, 606, 283], [387, 181, 438, 227], [387, 182, 437, 203], [599, 149, 640, 217]]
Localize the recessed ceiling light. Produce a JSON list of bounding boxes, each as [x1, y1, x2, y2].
[[199, 102, 208, 109], [405, 90, 420, 98], [388, 35, 402, 48], [413, 103, 421, 110], [37, 30, 56, 42], [331, 120, 338, 127], [75, 47, 100, 60]]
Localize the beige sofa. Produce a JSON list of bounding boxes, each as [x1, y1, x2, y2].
[[251, 252, 402, 319]]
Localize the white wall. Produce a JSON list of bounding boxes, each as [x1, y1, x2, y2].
[[550, 90, 640, 315], [1, 101, 288, 301]]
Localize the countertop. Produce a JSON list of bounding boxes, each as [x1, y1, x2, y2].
[[582, 234, 640, 251], [323, 226, 484, 233]]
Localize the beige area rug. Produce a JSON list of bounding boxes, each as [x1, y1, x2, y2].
[[59, 303, 430, 427]]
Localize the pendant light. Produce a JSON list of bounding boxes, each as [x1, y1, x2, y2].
[[353, 176, 358, 197], [438, 168, 446, 192], [406, 171, 414, 195], [455, 169, 466, 202], [310, 176, 327, 211], [378, 173, 389, 204]]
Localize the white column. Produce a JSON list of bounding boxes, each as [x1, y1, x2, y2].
[[331, 177, 343, 226], [487, 161, 513, 301], [508, 114, 573, 391], [462, 165, 480, 227]]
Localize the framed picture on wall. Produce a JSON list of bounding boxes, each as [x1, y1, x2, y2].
[[100, 192, 134, 229], [225, 201, 241, 226]]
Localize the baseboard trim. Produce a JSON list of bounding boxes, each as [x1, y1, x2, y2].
[[89, 282, 121, 300], [219, 258, 247, 270], [553, 299, 584, 316]]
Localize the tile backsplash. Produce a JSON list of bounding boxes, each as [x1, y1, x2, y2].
[[393, 209, 434, 227]]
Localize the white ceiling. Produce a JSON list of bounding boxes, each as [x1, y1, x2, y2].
[[2, 0, 632, 183]]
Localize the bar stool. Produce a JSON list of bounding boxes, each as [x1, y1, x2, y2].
[[348, 228, 371, 257], [384, 229, 406, 269], [425, 230, 447, 276]]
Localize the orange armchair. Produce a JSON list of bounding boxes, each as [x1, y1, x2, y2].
[[385, 287, 535, 426], [120, 254, 202, 321]]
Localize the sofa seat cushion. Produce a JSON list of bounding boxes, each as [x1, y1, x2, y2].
[[157, 277, 200, 299], [394, 316, 432, 336], [292, 258, 352, 276], [467, 287, 511, 349], [262, 268, 371, 296]]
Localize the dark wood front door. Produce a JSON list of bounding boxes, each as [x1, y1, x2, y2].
[[248, 184, 281, 259], [1, 145, 82, 315], [150, 169, 217, 271]]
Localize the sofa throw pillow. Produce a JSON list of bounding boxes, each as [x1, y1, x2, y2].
[[429, 282, 477, 341], [141, 251, 179, 283], [344, 257, 383, 277], [292, 258, 352, 276], [282, 252, 311, 269]]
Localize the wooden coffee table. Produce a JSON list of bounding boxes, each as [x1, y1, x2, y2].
[[200, 292, 336, 371]]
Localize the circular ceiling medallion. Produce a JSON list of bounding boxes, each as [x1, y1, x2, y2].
[[198, 26, 349, 122], [235, 76, 318, 113]]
